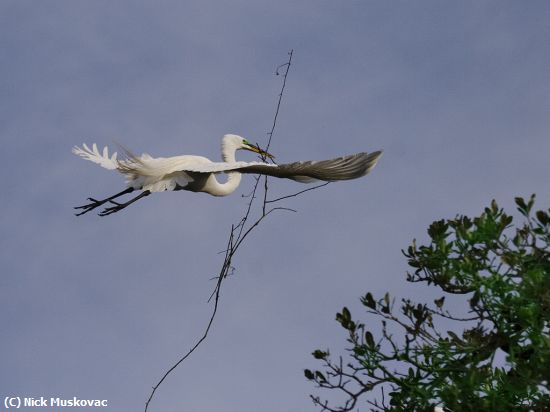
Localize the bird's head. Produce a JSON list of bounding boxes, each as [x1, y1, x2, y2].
[[223, 134, 274, 159]]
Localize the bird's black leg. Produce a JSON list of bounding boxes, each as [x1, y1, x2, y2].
[[99, 190, 151, 216], [74, 187, 135, 216]]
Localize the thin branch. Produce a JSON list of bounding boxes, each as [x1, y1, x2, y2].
[[144, 229, 232, 412], [266, 182, 330, 204], [263, 49, 293, 215], [266, 49, 293, 152], [144, 50, 295, 412]]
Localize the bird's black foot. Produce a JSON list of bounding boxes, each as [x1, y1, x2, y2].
[[98, 190, 151, 217], [74, 187, 135, 217], [98, 200, 129, 216], [74, 198, 108, 216]]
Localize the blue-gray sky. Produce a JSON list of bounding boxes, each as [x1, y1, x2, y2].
[[1, 1, 549, 411]]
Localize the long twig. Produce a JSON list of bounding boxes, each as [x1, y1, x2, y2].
[[266, 49, 293, 152], [144, 229, 233, 411], [263, 49, 294, 216], [266, 182, 330, 204], [144, 50, 298, 412]]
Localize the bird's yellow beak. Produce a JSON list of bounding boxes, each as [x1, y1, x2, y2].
[[244, 142, 275, 159]]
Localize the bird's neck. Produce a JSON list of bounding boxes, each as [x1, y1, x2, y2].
[[207, 171, 242, 196], [221, 150, 236, 163], [210, 140, 240, 196]]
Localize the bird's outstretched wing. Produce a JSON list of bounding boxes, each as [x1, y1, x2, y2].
[[240, 151, 383, 182], [184, 151, 383, 183]]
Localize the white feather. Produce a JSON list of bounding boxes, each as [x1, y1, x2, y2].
[[72, 143, 119, 170]]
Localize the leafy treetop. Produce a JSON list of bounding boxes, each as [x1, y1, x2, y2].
[[306, 195, 550, 412]]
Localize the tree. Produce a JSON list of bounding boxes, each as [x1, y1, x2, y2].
[[305, 196, 550, 412]]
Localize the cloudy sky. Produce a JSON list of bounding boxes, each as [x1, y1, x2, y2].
[[1, 1, 549, 411]]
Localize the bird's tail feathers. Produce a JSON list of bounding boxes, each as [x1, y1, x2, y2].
[[72, 143, 119, 170], [113, 145, 193, 191], [114, 144, 157, 177]]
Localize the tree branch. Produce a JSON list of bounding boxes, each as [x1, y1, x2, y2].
[[144, 49, 314, 412]]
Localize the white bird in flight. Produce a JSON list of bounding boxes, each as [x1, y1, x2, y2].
[[73, 134, 382, 216]]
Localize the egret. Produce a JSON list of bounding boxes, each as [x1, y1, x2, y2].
[[73, 134, 382, 216]]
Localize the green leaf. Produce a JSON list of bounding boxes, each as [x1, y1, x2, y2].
[[515, 195, 535, 216], [382, 293, 391, 314], [342, 307, 351, 322], [527, 193, 536, 212], [315, 371, 327, 382], [365, 331, 375, 347], [536, 210, 550, 226], [312, 350, 329, 360], [501, 214, 513, 228], [304, 369, 314, 380], [427, 219, 449, 241], [362, 292, 377, 310], [515, 196, 527, 213], [336, 307, 356, 331], [434, 296, 445, 309]]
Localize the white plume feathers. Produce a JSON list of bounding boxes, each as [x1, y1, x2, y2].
[[72, 143, 119, 170]]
